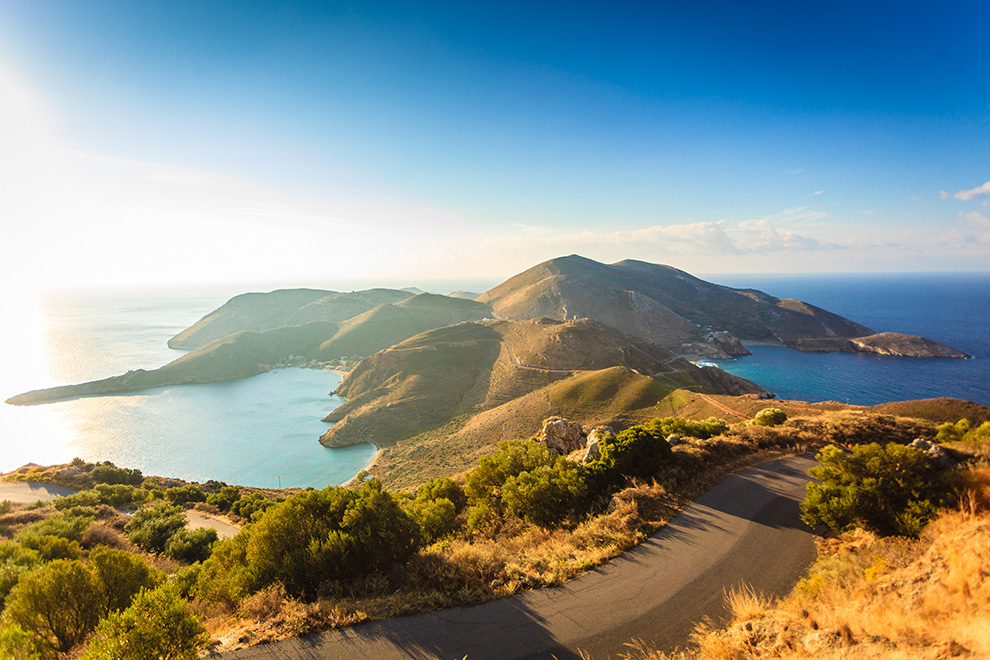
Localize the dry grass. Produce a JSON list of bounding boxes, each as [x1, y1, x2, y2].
[[618, 498, 990, 660]]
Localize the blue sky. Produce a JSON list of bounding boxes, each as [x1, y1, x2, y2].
[[1, 0, 988, 290]]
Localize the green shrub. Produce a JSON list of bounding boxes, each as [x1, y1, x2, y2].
[[0, 624, 41, 660], [193, 531, 257, 606], [205, 486, 240, 512], [89, 546, 162, 615], [164, 485, 207, 506], [245, 480, 421, 598], [0, 542, 41, 609], [644, 416, 728, 439], [465, 440, 556, 505], [17, 535, 82, 562], [415, 477, 467, 512], [90, 464, 143, 486], [587, 422, 674, 492], [407, 498, 458, 543], [124, 502, 186, 554], [502, 460, 588, 528], [801, 443, 959, 537], [164, 528, 218, 564], [230, 493, 274, 521], [4, 559, 103, 654], [17, 509, 94, 544], [753, 407, 788, 427], [80, 585, 209, 660], [936, 418, 990, 444]]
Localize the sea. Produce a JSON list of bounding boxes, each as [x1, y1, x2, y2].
[[0, 273, 987, 487], [705, 273, 990, 407]]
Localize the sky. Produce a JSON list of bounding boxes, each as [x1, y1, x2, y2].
[[1, 0, 989, 292]]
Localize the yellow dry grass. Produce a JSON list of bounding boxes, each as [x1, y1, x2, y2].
[[621, 494, 990, 660]]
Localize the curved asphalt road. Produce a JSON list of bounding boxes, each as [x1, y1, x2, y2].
[[221, 455, 818, 660]]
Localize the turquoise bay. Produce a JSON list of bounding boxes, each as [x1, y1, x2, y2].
[[1, 290, 376, 488]]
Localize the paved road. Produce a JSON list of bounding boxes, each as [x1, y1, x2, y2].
[[222, 455, 817, 660], [0, 481, 78, 502]]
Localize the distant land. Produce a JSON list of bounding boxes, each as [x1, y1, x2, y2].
[[7, 256, 967, 428]]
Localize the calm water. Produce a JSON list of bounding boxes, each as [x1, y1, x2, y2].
[[0, 289, 376, 488], [704, 273, 990, 406], [2, 274, 986, 484]]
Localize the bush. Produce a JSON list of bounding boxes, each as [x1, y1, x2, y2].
[[89, 546, 162, 615], [465, 440, 556, 505], [245, 480, 421, 598], [193, 531, 257, 606], [801, 443, 959, 537], [753, 407, 787, 427], [17, 535, 82, 562], [407, 498, 458, 543], [164, 528, 218, 564], [416, 477, 467, 512], [644, 416, 728, 439], [17, 509, 94, 544], [90, 464, 143, 486], [164, 485, 207, 506], [0, 624, 41, 660], [205, 486, 240, 512], [230, 493, 274, 521], [502, 460, 588, 528], [80, 585, 209, 660], [124, 502, 186, 554], [4, 559, 103, 654], [0, 542, 41, 609], [587, 422, 674, 492], [936, 418, 990, 444]]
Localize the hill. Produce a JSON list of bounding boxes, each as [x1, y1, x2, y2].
[[479, 255, 897, 355], [319, 317, 768, 485], [317, 293, 492, 360], [7, 322, 338, 405], [168, 288, 412, 349], [8, 295, 495, 406]]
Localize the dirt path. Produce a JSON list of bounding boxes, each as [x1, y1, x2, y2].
[[222, 455, 817, 660], [691, 391, 754, 420]]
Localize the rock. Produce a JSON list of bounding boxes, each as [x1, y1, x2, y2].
[[666, 434, 685, 446], [708, 330, 751, 356], [910, 438, 956, 468], [582, 426, 613, 463], [536, 417, 587, 455]]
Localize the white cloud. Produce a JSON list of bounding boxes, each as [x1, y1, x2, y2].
[[811, 190, 824, 196], [953, 181, 990, 201]]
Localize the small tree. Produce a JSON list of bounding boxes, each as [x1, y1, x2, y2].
[[4, 559, 103, 654], [81, 585, 209, 660]]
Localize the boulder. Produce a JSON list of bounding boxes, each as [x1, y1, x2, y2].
[[582, 426, 614, 463], [535, 417, 587, 456]]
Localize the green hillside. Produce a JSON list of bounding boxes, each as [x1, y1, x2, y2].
[[317, 293, 492, 359]]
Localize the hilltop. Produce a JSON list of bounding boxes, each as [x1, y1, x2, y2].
[[168, 288, 412, 349], [479, 256, 964, 358]]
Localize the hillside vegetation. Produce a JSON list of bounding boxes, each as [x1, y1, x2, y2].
[[168, 288, 412, 349], [319, 318, 769, 481]]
